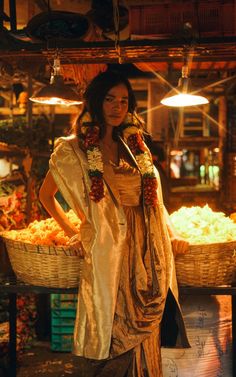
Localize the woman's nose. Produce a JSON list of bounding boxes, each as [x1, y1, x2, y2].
[[113, 100, 122, 109]]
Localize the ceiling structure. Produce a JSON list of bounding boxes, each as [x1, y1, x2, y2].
[[1, 0, 236, 88], [2, 36, 236, 64]]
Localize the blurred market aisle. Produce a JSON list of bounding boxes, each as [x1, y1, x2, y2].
[[17, 341, 80, 377]]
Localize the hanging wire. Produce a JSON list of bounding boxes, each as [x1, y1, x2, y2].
[[113, 0, 122, 64], [45, 0, 58, 76], [44, 48, 58, 81], [47, 0, 52, 14]]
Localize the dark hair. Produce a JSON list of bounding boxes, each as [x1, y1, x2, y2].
[[145, 135, 166, 162], [74, 70, 137, 138]]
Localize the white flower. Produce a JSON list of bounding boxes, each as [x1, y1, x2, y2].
[[136, 152, 153, 175], [87, 147, 104, 172]]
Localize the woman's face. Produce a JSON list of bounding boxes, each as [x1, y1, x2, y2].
[[102, 83, 129, 128]]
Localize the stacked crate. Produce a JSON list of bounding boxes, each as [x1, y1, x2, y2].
[[50, 293, 77, 352]]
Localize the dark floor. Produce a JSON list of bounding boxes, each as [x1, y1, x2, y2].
[[1, 341, 81, 377]]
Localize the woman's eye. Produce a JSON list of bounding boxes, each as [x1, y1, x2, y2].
[[104, 97, 128, 105], [105, 96, 113, 102]]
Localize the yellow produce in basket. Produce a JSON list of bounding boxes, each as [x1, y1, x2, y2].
[[3, 210, 81, 246], [230, 212, 236, 223], [170, 205, 236, 244]]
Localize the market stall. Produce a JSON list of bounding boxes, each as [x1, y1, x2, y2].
[[1, 1, 236, 376]]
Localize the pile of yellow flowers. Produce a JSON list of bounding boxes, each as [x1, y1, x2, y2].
[[170, 205, 236, 244], [3, 210, 81, 246]]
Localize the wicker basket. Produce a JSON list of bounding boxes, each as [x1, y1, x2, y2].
[[175, 240, 236, 287], [2, 237, 83, 288]]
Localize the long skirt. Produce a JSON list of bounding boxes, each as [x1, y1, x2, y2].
[[74, 327, 163, 377]]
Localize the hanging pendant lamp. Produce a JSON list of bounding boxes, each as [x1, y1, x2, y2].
[[160, 65, 209, 107], [30, 55, 83, 106]]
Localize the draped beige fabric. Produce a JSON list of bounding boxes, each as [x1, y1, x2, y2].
[[49, 135, 189, 364], [109, 159, 166, 358]]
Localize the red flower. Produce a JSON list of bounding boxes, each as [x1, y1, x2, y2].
[[16, 192, 23, 199], [13, 213, 25, 223], [127, 133, 146, 154], [89, 176, 104, 203], [143, 177, 158, 206], [84, 127, 100, 148], [126, 130, 158, 207]]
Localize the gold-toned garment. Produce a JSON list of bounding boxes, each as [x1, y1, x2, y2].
[[110, 158, 163, 376], [49, 136, 189, 373]]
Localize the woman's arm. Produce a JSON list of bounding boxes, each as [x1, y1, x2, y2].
[[164, 206, 189, 256], [39, 171, 79, 238]]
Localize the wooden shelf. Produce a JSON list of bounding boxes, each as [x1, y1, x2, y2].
[[0, 108, 26, 116], [1, 36, 236, 64], [170, 137, 219, 149], [0, 143, 26, 157], [0, 106, 79, 116]]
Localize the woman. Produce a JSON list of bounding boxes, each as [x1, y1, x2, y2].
[[39, 70, 190, 377]]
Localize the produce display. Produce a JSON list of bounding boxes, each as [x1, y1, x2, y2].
[[3, 210, 81, 246], [230, 212, 236, 223], [3, 205, 236, 246], [0, 182, 27, 231], [0, 294, 36, 358], [170, 205, 236, 244]]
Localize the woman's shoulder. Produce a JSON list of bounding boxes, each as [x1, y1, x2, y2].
[[52, 135, 86, 163], [54, 134, 77, 149], [50, 135, 79, 160]]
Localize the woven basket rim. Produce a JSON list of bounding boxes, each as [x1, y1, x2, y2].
[[176, 239, 236, 264], [1, 235, 83, 258], [2, 235, 83, 287], [189, 239, 236, 247], [188, 240, 236, 253], [2, 235, 70, 251]]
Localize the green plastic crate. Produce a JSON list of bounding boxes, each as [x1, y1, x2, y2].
[[50, 294, 77, 352], [51, 308, 76, 319], [51, 325, 74, 335], [50, 294, 78, 309], [51, 333, 73, 352], [51, 317, 75, 327]]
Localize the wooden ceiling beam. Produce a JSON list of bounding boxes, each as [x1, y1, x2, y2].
[[0, 36, 236, 64]]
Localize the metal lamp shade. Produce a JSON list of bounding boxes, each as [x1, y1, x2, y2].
[[161, 77, 209, 107], [30, 75, 83, 106]]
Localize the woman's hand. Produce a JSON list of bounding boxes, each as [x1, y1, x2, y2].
[[171, 235, 189, 257], [67, 233, 85, 258]]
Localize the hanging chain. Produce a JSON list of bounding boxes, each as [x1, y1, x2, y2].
[[113, 0, 122, 64]]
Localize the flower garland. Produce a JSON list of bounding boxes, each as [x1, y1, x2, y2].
[[122, 114, 158, 207], [79, 112, 158, 206], [80, 112, 104, 202]]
